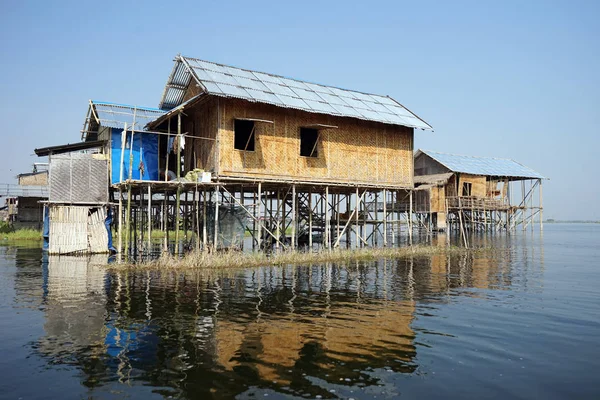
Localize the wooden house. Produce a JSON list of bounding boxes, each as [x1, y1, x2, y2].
[[413, 149, 545, 233], [151, 55, 432, 189]]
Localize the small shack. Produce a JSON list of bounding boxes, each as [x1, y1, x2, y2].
[[413, 149, 545, 233], [34, 142, 112, 254]]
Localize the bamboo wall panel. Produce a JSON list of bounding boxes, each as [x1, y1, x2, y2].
[[431, 185, 446, 213], [18, 172, 48, 186], [214, 99, 413, 187], [49, 206, 109, 255], [187, 98, 219, 172], [49, 206, 89, 254], [458, 174, 486, 197]]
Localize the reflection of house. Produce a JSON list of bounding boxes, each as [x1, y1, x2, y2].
[[37, 255, 108, 361], [413, 149, 545, 232], [214, 299, 416, 385]]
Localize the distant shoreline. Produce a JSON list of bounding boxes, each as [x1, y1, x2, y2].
[[544, 220, 600, 224]]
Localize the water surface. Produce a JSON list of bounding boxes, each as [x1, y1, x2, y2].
[[1, 224, 599, 399]]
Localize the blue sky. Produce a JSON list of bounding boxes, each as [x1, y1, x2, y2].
[[1, 0, 598, 219]]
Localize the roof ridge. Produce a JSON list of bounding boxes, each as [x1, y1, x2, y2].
[[423, 149, 518, 163], [179, 55, 391, 100], [92, 100, 163, 112]]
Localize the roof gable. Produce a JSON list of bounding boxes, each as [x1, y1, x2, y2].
[[417, 150, 545, 179], [85, 101, 165, 132], [159, 55, 432, 130]]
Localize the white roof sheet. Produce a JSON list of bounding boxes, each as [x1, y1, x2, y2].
[[419, 150, 545, 179], [159, 56, 432, 130]]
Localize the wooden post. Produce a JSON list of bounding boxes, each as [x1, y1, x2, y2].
[[539, 179, 543, 232], [409, 190, 413, 245], [125, 122, 135, 257], [325, 186, 330, 250], [213, 185, 219, 251], [174, 113, 182, 255], [195, 185, 200, 251], [147, 185, 151, 253], [202, 188, 207, 251], [521, 180, 526, 231], [257, 182, 262, 251], [117, 124, 126, 255], [345, 193, 350, 248], [275, 189, 281, 252], [383, 189, 387, 247], [291, 184, 296, 250], [355, 187, 360, 248], [308, 189, 313, 250], [336, 193, 340, 246]]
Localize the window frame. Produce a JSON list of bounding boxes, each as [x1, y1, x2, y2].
[[234, 119, 256, 152], [299, 127, 320, 158]]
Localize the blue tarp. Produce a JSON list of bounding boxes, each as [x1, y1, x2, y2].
[[42, 205, 49, 251], [111, 128, 159, 184]]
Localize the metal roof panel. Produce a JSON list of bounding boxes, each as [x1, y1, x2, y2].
[[161, 56, 433, 130], [420, 150, 545, 179]]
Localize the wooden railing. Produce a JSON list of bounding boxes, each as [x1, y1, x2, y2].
[[447, 196, 509, 211]]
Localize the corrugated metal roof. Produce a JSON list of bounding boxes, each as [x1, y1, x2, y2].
[[91, 101, 164, 131], [158, 55, 432, 130], [418, 150, 545, 179]]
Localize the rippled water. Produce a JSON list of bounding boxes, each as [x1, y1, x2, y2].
[[1, 224, 599, 399]]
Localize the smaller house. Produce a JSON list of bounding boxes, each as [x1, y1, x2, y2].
[[413, 149, 545, 231]]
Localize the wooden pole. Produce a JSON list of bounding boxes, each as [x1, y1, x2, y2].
[[309, 189, 313, 250], [539, 179, 544, 232], [201, 188, 207, 251], [325, 186, 330, 250], [147, 185, 151, 253], [213, 185, 219, 251], [336, 193, 340, 247], [257, 182, 262, 250], [383, 189, 387, 247], [124, 121, 135, 257], [196, 185, 200, 251], [276, 189, 280, 252], [291, 184, 296, 250], [409, 190, 413, 245], [117, 124, 126, 256], [175, 113, 182, 255], [355, 187, 360, 248]]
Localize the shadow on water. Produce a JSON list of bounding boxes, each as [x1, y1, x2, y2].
[[0, 231, 547, 400]]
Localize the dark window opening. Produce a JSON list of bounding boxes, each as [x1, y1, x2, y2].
[[300, 128, 319, 157], [234, 120, 255, 151], [462, 182, 472, 196]]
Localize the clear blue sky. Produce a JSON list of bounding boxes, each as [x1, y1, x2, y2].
[[1, 0, 598, 220]]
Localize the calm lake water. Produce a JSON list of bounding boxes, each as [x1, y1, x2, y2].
[[1, 224, 599, 399]]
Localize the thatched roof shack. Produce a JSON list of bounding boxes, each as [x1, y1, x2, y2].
[[148, 55, 432, 190], [413, 149, 545, 230]]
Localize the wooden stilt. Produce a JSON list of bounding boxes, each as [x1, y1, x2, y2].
[[147, 185, 151, 253], [203, 188, 207, 251], [383, 189, 387, 247], [325, 186, 330, 250], [257, 182, 262, 251], [539, 179, 544, 232], [309, 189, 313, 250], [213, 185, 219, 251], [291, 184, 296, 250]]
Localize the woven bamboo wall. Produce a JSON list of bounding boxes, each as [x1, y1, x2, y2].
[[48, 206, 108, 255], [187, 98, 219, 172], [18, 172, 48, 186], [211, 98, 413, 187], [430, 185, 446, 213], [458, 174, 486, 197]]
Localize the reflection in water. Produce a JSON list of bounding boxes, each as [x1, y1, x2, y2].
[[23, 241, 547, 399]]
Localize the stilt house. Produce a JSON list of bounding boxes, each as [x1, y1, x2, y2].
[[149, 55, 432, 189], [413, 149, 545, 231]]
